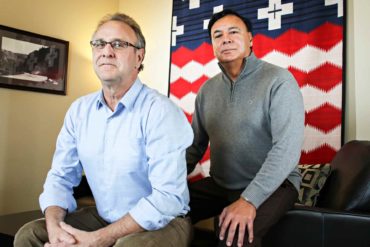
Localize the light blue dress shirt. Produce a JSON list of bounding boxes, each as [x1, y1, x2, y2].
[[39, 78, 193, 230]]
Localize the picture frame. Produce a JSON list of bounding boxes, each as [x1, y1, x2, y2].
[[0, 24, 69, 95]]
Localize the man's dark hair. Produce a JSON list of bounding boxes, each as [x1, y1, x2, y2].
[[207, 9, 253, 38]]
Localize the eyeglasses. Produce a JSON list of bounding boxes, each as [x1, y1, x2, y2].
[[90, 39, 141, 50]]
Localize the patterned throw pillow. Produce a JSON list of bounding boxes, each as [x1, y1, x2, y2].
[[297, 164, 332, 206]]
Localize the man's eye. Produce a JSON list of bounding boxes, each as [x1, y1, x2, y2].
[[112, 41, 123, 48], [95, 41, 106, 48]]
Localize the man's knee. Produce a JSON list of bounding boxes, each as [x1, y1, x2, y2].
[[167, 217, 193, 246], [115, 217, 192, 247], [14, 219, 47, 247]]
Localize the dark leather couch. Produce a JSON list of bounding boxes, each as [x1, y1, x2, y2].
[[263, 140, 370, 247]]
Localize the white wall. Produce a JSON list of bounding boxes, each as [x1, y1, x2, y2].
[[345, 0, 370, 141]]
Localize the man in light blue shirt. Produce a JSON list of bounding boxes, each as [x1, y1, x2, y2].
[[14, 13, 193, 247]]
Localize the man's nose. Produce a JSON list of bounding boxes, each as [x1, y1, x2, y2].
[[102, 43, 115, 57], [222, 35, 232, 44]]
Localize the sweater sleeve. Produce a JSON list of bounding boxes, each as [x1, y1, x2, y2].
[[241, 73, 305, 208], [186, 91, 210, 174]]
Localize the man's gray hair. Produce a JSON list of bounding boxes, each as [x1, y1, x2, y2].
[[94, 13, 146, 71]]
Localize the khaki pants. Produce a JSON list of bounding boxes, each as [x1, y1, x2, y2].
[[14, 206, 192, 247]]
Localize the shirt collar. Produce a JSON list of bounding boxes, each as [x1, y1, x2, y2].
[[96, 78, 144, 111]]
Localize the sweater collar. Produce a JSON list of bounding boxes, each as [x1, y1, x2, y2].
[[218, 52, 260, 83]]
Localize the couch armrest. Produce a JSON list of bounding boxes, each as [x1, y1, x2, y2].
[[263, 206, 370, 247]]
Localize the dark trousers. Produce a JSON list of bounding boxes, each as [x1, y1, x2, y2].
[[188, 177, 298, 247]]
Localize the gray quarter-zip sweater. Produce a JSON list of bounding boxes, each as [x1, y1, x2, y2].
[[186, 52, 305, 208]]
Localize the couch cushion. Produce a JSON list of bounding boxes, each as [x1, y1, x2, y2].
[[297, 164, 331, 206]]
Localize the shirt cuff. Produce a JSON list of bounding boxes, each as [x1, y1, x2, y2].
[[39, 189, 77, 214], [129, 198, 173, 231]]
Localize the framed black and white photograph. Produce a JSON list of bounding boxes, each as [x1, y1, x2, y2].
[[0, 25, 69, 95]]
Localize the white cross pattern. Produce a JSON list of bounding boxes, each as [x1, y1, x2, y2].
[[203, 5, 224, 30], [258, 0, 293, 30], [172, 16, 184, 47], [325, 0, 343, 17], [189, 0, 200, 9]]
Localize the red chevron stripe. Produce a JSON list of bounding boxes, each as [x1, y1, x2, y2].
[[255, 29, 307, 57], [184, 112, 193, 123], [193, 42, 215, 65], [171, 75, 209, 98], [306, 63, 342, 91], [289, 63, 342, 91], [300, 144, 338, 164], [305, 103, 342, 132], [171, 78, 192, 98], [171, 43, 215, 68], [253, 22, 342, 57], [171, 46, 193, 67], [289, 67, 307, 88], [192, 75, 209, 93], [309, 22, 343, 50]]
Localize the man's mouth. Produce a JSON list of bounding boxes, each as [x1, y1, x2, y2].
[[221, 48, 235, 54], [99, 63, 115, 67]]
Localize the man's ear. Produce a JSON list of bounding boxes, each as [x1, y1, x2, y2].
[[136, 48, 145, 68], [248, 32, 253, 47]]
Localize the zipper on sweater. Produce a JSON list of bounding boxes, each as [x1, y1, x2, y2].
[[230, 81, 236, 102]]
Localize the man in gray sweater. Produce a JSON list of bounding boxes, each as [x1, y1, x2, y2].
[[186, 9, 305, 247]]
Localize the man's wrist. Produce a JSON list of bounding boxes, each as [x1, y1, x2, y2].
[[241, 196, 256, 208], [45, 206, 67, 226], [95, 228, 116, 247]]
